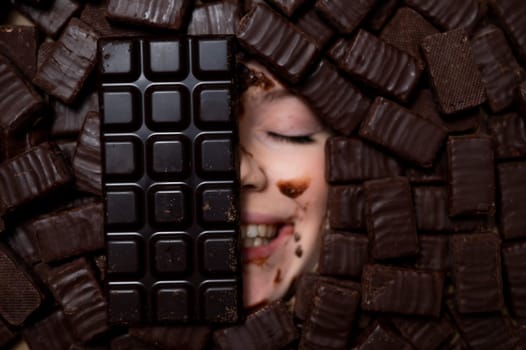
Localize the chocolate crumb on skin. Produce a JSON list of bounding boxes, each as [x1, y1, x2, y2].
[[295, 245, 303, 258], [277, 176, 311, 198], [274, 269, 282, 284], [294, 232, 301, 242]]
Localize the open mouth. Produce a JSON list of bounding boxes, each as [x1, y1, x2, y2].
[[240, 222, 294, 263]]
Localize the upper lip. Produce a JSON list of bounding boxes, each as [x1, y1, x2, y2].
[[240, 212, 293, 225]]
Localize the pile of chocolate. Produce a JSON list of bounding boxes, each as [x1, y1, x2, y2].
[[0, 0, 525, 349]]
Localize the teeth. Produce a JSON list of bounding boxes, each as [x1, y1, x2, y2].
[[240, 224, 281, 247], [243, 237, 271, 248], [247, 225, 258, 238]]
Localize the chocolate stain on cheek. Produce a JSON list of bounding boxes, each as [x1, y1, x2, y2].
[[277, 176, 311, 199], [274, 269, 282, 284], [295, 245, 303, 258]]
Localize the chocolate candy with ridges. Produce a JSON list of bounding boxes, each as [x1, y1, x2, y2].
[[326, 137, 404, 184], [488, 113, 526, 161], [0, 25, 39, 78], [266, 0, 306, 17], [360, 97, 447, 168], [405, 0, 481, 32], [489, 0, 526, 62], [187, 2, 240, 35], [497, 161, 526, 240], [236, 4, 319, 83], [364, 0, 400, 32], [72, 111, 102, 195], [390, 316, 454, 350], [328, 185, 365, 231], [319, 231, 369, 278], [447, 135, 495, 216], [80, 1, 147, 38], [362, 264, 444, 317], [364, 177, 419, 260], [107, 0, 192, 30], [421, 29, 486, 115], [5, 223, 41, 266], [415, 235, 449, 272], [0, 244, 43, 326], [99, 36, 242, 324], [405, 149, 447, 184], [34, 18, 99, 104], [451, 233, 504, 314], [295, 60, 370, 135], [51, 91, 99, 137], [214, 301, 298, 350], [130, 326, 211, 350], [502, 241, 526, 318], [355, 322, 413, 350], [0, 319, 15, 349], [23, 310, 76, 350], [315, 0, 375, 34], [295, 8, 334, 49]]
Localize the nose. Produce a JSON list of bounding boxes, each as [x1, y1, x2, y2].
[[239, 145, 267, 192]]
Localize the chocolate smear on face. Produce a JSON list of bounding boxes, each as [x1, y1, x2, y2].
[[294, 232, 301, 242], [274, 269, 282, 284], [295, 245, 303, 258], [239, 63, 275, 92], [277, 176, 311, 198]]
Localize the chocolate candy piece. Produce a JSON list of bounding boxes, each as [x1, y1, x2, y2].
[[5, 223, 41, 266], [72, 111, 102, 195], [315, 0, 375, 34], [488, 113, 526, 161], [364, 177, 419, 260], [390, 316, 454, 350], [471, 25, 525, 113], [414, 235, 449, 272], [319, 231, 369, 278], [32, 202, 104, 263], [0, 319, 15, 349], [360, 97, 447, 168], [34, 18, 99, 104], [326, 137, 403, 184], [328, 185, 365, 231], [412, 186, 486, 233], [421, 29, 486, 115], [130, 326, 211, 350], [187, 1, 240, 35], [447, 135, 495, 216], [236, 4, 319, 83], [100, 36, 241, 324], [355, 322, 413, 350], [80, 1, 147, 37], [0, 143, 72, 217], [497, 161, 526, 240], [520, 81, 526, 115], [364, 0, 400, 32], [489, 0, 526, 62], [295, 7, 334, 49], [405, 149, 447, 184], [295, 60, 370, 135], [0, 244, 43, 326], [380, 7, 439, 66], [37, 41, 54, 69], [266, 0, 306, 17], [23, 310, 76, 350], [405, 0, 481, 31], [362, 264, 444, 317], [51, 91, 99, 137], [110, 333, 160, 350], [300, 282, 360, 349], [502, 241, 526, 318], [106, 0, 192, 30], [214, 301, 297, 349], [0, 25, 39, 78], [451, 233, 504, 313]]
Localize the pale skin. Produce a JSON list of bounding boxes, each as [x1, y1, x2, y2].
[[239, 62, 330, 308]]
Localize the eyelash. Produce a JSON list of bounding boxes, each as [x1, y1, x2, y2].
[[267, 131, 315, 144]]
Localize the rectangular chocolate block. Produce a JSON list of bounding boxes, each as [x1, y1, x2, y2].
[[100, 36, 242, 324], [328, 185, 365, 231], [355, 322, 413, 350], [34, 18, 99, 104], [497, 161, 526, 240], [23, 310, 76, 350], [295, 60, 370, 135], [0, 319, 15, 349], [471, 25, 525, 113], [421, 29, 486, 115], [490, 0, 526, 62], [414, 235, 449, 272], [335, 29, 423, 102], [364, 0, 399, 32], [51, 91, 99, 137], [236, 3, 319, 83], [360, 97, 447, 168], [451, 233, 504, 313], [488, 113, 526, 161], [72, 111, 102, 195], [502, 241, 526, 318], [315, 0, 375, 34], [447, 135, 495, 216], [107, 0, 192, 30], [326, 137, 403, 184], [405, 0, 481, 32], [295, 7, 334, 49], [362, 264, 444, 317], [405, 149, 447, 184], [187, 1, 240, 35], [0, 25, 39, 78], [5, 223, 41, 266], [364, 177, 419, 260], [319, 231, 369, 278], [266, 0, 305, 17], [80, 1, 147, 38], [130, 326, 211, 350], [390, 316, 454, 350]]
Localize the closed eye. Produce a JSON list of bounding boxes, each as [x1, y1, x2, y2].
[[267, 131, 315, 144]]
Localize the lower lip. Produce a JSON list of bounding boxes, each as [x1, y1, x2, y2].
[[242, 224, 294, 264]]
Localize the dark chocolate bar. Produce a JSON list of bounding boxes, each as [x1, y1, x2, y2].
[[326, 137, 403, 184], [295, 7, 334, 49], [488, 113, 526, 161], [497, 161, 526, 240], [421, 29, 486, 115], [334, 29, 423, 102], [354, 322, 413, 350], [364, 177, 419, 260], [362, 264, 444, 317], [451, 233, 504, 313], [319, 231, 369, 278], [414, 235, 450, 272], [100, 36, 242, 324], [22, 310, 77, 350], [328, 185, 365, 231], [502, 241, 526, 318], [489, 0, 526, 62], [447, 135, 495, 216], [315, 0, 375, 34], [72, 111, 102, 195], [390, 316, 454, 350], [130, 326, 211, 350], [236, 3, 319, 83], [187, 1, 240, 35], [405, 0, 481, 32], [0, 25, 39, 78], [266, 0, 306, 17], [360, 97, 447, 168]]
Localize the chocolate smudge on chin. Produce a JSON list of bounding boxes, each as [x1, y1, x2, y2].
[[274, 269, 282, 284], [294, 232, 301, 242], [295, 245, 303, 258], [277, 176, 311, 198]]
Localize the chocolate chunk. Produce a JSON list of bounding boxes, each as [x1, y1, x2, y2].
[[72, 111, 102, 195], [502, 241, 526, 318], [0, 116, 49, 161], [414, 235, 450, 272], [451, 233, 504, 313], [34, 18, 99, 104], [266, 0, 306, 17], [23, 310, 76, 350], [326, 137, 404, 184], [0, 244, 43, 326], [405, 0, 481, 31], [0, 25, 39, 78], [319, 231, 369, 278], [0, 319, 15, 349], [355, 321, 414, 349], [315, 0, 375, 34], [488, 113, 526, 161], [130, 326, 211, 350], [405, 149, 447, 184], [447, 135, 495, 216], [187, 1, 240, 35], [51, 91, 99, 137], [364, 177, 419, 260], [360, 97, 447, 168], [5, 223, 41, 266], [380, 7, 439, 66], [295, 7, 334, 49], [294, 60, 370, 135], [10, 0, 80, 38], [471, 25, 525, 112], [100, 36, 241, 324], [236, 4, 319, 83], [489, 0, 526, 63], [362, 264, 444, 317], [328, 185, 365, 231], [300, 282, 360, 349], [106, 0, 192, 30], [421, 29, 486, 115], [497, 161, 526, 240], [80, 0, 147, 37], [390, 316, 454, 350], [37, 41, 54, 69], [364, 0, 400, 32], [214, 301, 298, 350]]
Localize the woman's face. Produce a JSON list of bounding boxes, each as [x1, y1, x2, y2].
[[238, 63, 330, 308]]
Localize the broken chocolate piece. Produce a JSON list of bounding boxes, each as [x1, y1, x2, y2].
[[497, 161, 526, 240], [72, 111, 102, 195], [315, 0, 375, 34]]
